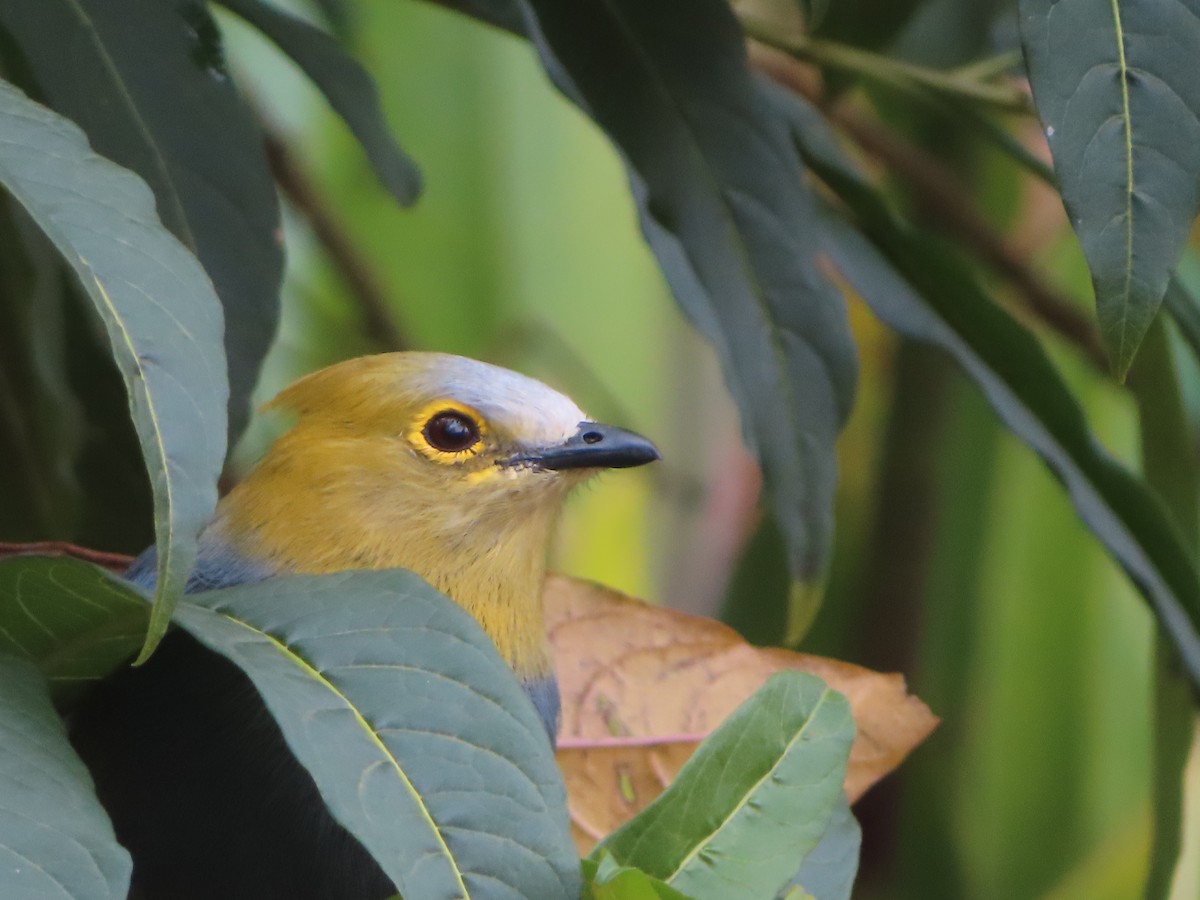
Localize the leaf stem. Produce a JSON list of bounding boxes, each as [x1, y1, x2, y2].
[[749, 45, 1107, 372], [740, 13, 1032, 115], [260, 128, 409, 351]]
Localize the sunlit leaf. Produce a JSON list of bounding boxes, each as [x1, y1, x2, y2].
[[216, 0, 422, 205], [547, 576, 936, 853], [0, 78, 227, 661], [595, 671, 854, 900], [1019, 0, 1200, 376], [177, 570, 580, 899], [0, 654, 131, 898], [0, 0, 282, 441]]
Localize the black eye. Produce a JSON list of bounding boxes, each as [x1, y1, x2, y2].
[[423, 410, 481, 453]]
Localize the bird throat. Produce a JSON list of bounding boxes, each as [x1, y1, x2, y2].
[[211, 465, 559, 683]]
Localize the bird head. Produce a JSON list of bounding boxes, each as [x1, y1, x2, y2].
[[271, 351, 654, 504], [209, 352, 658, 681]]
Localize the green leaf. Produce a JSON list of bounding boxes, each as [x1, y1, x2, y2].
[[0, 654, 131, 898], [596, 672, 855, 900], [0, 557, 148, 707], [0, 200, 81, 539], [513, 0, 858, 608], [0, 79, 227, 662], [785, 795, 860, 900], [784, 97, 1200, 684], [810, 0, 925, 61], [1128, 320, 1197, 899], [0, 0, 282, 441], [176, 570, 580, 899], [216, 0, 423, 206], [796, 0, 831, 33], [583, 854, 695, 900], [1018, 0, 1200, 377], [825, 214, 1200, 684], [1164, 253, 1200, 369]]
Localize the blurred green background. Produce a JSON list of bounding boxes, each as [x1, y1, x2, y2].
[[220, 2, 1199, 897]]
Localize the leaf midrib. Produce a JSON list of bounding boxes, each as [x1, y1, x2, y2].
[[1108, 0, 1135, 364], [662, 684, 834, 885]]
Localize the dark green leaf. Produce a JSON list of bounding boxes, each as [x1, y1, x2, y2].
[[0, 654, 131, 898], [596, 672, 854, 900], [1018, 0, 1200, 376], [826, 216, 1200, 683], [0, 557, 147, 707], [176, 570, 580, 900], [785, 796, 860, 900], [0, 0, 283, 442], [514, 0, 858, 615], [583, 854, 695, 900], [1129, 318, 1198, 899], [423, 0, 526, 34], [216, 0, 422, 205], [796, 0, 831, 33], [812, 0, 925, 55], [783, 95, 1200, 684], [0, 78, 226, 661], [719, 516, 790, 646], [0, 199, 81, 539]]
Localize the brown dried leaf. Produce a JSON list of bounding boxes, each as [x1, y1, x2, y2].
[[546, 574, 938, 854]]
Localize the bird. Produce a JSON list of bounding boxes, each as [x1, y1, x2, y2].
[[68, 352, 660, 900]]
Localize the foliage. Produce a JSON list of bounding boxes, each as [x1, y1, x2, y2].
[[2, 0, 1200, 897]]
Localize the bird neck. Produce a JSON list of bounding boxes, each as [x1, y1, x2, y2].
[[210, 445, 559, 682]]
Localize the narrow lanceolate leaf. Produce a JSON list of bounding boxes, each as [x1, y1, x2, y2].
[[0, 557, 148, 707], [0, 0, 282, 441], [1018, 0, 1200, 377], [216, 0, 422, 205], [822, 222, 1200, 687], [0, 80, 226, 661], [176, 570, 580, 900], [596, 672, 855, 900], [514, 0, 858, 610], [0, 654, 131, 899], [781, 91, 1200, 684]]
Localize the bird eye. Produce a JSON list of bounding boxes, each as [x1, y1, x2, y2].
[[423, 410, 481, 453]]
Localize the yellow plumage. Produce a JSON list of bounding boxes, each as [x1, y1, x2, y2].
[[71, 351, 658, 900], [208, 352, 658, 681]]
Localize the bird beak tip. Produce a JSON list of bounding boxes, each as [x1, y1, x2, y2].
[[530, 422, 661, 471]]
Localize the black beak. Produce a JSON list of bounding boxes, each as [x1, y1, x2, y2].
[[527, 422, 660, 471]]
